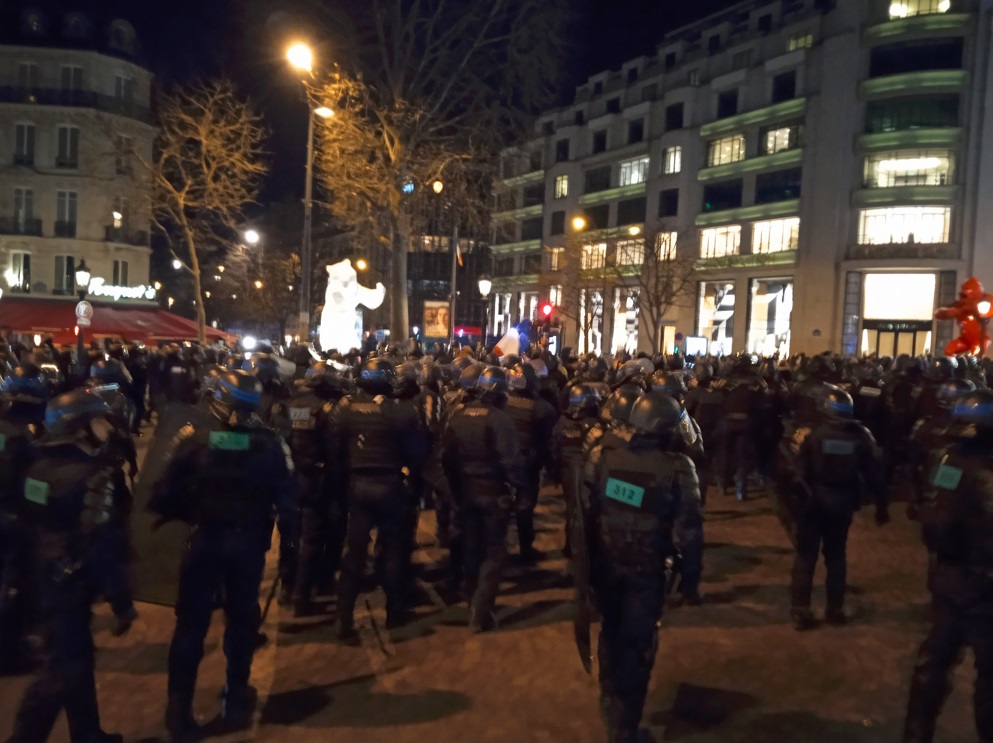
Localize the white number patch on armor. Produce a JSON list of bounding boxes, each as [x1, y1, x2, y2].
[[859, 387, 881, 398], [932, 464, 963, 491], [24, 478, 49, 505], [289, 406, 316, 430], [822, 439, 856, 456]]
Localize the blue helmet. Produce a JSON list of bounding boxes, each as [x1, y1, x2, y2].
[[3, 364, 49, 402], [45, 389, 111, 436]]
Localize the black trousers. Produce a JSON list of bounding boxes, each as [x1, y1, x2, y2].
[[903, 580, 993, 743], [337, 478, 409, 624], [461, 489, 513, 620], [7, 575, 102, 743], [595, 572, 664, 743], [790, 503, 853, 611], [168, 527, 267, 704], [514, 460, 541, 554]]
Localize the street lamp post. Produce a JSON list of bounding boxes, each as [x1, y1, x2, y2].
[[74, 259, 91, 370], [478, 275, 492, 351], [287, 42, 334, 342]]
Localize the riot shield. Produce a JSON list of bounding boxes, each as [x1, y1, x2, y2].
[[132, 401, 213, 605], [570, 464, 593, 674]]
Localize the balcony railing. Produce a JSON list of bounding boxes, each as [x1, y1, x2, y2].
[[0, 217, 41, 236], [105, 225, 149, 246], [54, 220, 77, 238], [0, 87, 152, 124], [55, 156, 78, 169]]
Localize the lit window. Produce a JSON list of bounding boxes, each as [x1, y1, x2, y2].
[[554, 175, 568, 199], [7, 252, 31, 292], [656, 231, 678, 260], [698, 282, 736, 356], [549, 285, 563, 306], [889, 0, 951, 19], [700, 225, 741, 258], [787, 32, 813, 52], [707, 134, 746, 167], [663, 146, 682, 175], [616, 239, 645, 266], [550, 247, 564, 271], [752, 217, 800, 253], [582, 243, 607, 270], [864, 150, 952, 188], [763, 123, 803, 154], [858, 206, 950, 245], [619, 157, 650, 186]]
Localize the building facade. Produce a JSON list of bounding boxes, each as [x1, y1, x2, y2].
[[0, 6, 155, 309], [491, 0, 993, 357]]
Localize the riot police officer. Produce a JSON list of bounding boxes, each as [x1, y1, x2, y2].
[[788, 384, 885, 630], [149, 371, 299, 737], [285, 361, 348, 615], [581, 391, 703, 743], [442, 367, 522, 631], [504, 365, 557, 563], [6, 390, 136, 743], [550, 383, 603, 558], [719, 355, 767, 501], [330, 359, 430, 639], [902, 389, 993, 743], [0, 364, 48, 673]]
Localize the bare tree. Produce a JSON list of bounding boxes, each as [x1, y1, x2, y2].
[[547, 226, 697, 354], [143, 80, 268, 342], [304, 0, 572, 338]]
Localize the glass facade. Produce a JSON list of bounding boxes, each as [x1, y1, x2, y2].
[[857, 206, 950, 245], [698, 281, 736, 356], [747, 278, 793, 356], [864, 151, 953, 188]]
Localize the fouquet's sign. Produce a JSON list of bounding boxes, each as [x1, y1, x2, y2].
[[87, 277, 157, 301]]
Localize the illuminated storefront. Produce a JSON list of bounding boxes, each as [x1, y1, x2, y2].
[[697, 281, 735, 356], [610, 287, 640, 355], [747, 278, 793, 357]]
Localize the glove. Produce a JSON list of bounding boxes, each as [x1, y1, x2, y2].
[[874, 508, 891, 527], [112, 606, 138, 637]]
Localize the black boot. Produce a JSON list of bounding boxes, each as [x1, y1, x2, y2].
[[219, 685, 257, 732], [165, 691, 200, 741]]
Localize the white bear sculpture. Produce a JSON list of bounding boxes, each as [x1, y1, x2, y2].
[[317, 259, 386, 353]]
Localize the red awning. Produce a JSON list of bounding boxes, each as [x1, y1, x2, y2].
[[0, 297, 234, 345]]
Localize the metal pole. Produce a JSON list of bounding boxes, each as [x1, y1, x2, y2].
[[299, 109, 315, 341], [77, 288, 85, 377], [449, 215, 459, 349]]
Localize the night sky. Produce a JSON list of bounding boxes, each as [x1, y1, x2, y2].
[[72, 0, 741, 201]]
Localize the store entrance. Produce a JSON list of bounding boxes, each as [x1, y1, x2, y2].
[[862, 321, 932, 357]]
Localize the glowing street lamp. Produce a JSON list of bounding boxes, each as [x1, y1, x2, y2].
[[314, 106, 333, 119], [432, 180, 444, 194], [254, 280, 264, 289], [172, 258, 182, 270], [572, 215, 587, 232], [628, 225, 641, 236], [355, 258, 368, 271], [244, 229, 260, 245], [286, 43, 313, 73]]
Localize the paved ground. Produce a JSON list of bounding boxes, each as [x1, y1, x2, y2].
[[0, 452, 979, 742]]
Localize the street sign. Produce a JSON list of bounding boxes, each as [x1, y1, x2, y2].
[[76, 301, 93, 328]]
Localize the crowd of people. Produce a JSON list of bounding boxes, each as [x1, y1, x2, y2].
[[0, 335, 990, 743]]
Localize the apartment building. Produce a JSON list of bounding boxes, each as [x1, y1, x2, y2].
[[0, 6, 155, 307], [491, 0, 990, 357]]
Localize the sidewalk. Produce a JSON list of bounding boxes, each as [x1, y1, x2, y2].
[[0, 483, 976, 742]]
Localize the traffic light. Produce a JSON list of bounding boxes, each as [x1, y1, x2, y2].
[[539, 303, 554, 336], [541, 303, 553, 318]]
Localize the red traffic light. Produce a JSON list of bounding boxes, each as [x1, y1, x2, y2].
[[541, 303, 553, 318]]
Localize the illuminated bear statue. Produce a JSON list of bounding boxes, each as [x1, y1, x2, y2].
[[318, 259, 386, 353], [935, 277, 993, 357]]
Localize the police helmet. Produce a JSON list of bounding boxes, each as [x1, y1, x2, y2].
[[950, 389, 993, 437], [3, 363, 49, 402], [501, 354, 522, 370], [805, 354, 836, 382], [613, 361, 648, 391], [247, 353, 280, 386], [477, 366, 508, 395], [213, 370, 263, 416], [224, 354, 243, 371], [587, 357, 608, 382], [512, 363, 538, 394], [628, 391, 682, 438], [666, 355, 686, 372], [45, 389, 111, 437], [936, 377, 976, 408], [812, 383, 854, 419], [357, 358, 396, 395], [926, 356, 957, 382], [305, 361, 347, 397], [566, 382, 602, 419], [459, 363, 485, 391], [600, 387, 641, 425], [650, 370, 687, 400]]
